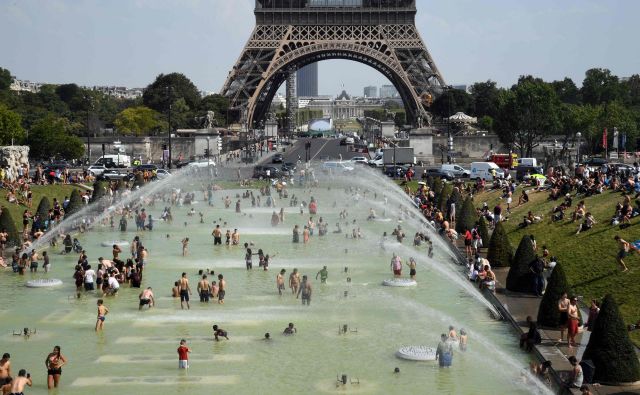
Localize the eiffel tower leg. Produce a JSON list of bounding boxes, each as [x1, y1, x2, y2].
[[285, 68, 296, 139]]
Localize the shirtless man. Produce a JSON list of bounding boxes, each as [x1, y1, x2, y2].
[[212, 225, 222, 245], [138, 287, 155, 310], [558, 292, 570, 343], [96, 299, 109, 331], [171, 281, 180, 297], [614, 235, 631, 271], [112, 244, 122, 260], [217, 274, 226, 304], [9, 369, 31, 394], [276, 269, 286, 295], [289, 268, 301, 295], [179, 272, 192, 310], [231, 229, 240, 245], [0, 353, 10, 387], [297, 275, 312, 306], [315, 266, 328, 284], [197, 275, 211, 303], [181, 238, 189, 257]]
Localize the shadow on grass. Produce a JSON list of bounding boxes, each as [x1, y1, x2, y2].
[[571, 270, 619, 289]]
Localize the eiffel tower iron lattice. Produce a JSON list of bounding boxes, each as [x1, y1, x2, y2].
[[221, 0, 446, 129]]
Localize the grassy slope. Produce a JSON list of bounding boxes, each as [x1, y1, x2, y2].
[[0, 184, 84, 229], [475, 185, 640, 345]]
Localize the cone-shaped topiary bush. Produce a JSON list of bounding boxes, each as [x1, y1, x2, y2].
[[92, 180, 109, 202], [456, 196, 477, 234], [36, 196, 51, 220], [583, 294, 640, 383], [537, 263, 570, 327], [438, 183, 453, 213], [65, 189, 83, 216], [0, 209, 20, 247], [487, 221, 512, 267], [478, 216, 490, 248], [506, 235, 537, 292]]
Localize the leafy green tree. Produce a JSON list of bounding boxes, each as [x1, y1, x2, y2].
[[199, 94, 230, 127], [363, 109, 386, 121], [583, 294, 640, 383], [596, 101, 638, 151], [506, 235, 537, 292], [581, 68, 622, 105], [431, 88, 473, 118], [456, 196, 477, 234], [469, 80, 501, 118], [487, 221, 512, 267], [477, 217, 490, 248], [142, 73, 200, 127], [620, 74, 640, 107], [551, 77, 580, 104], [0, 104, 25, 145], [478, 115, 493, 132], [495, 76, 561, 157], [65, 189, 84, 216], [92, 180, 109, 201], [0, 68, 12, 91], [114, 106, 167, 136], [36, 196, 51, 220], [0, 209, 20, 247], [537, 263, 570, 327], [393, 111, 406, 127], [437, 183, 452, 213], [28, 115, 85, 160]]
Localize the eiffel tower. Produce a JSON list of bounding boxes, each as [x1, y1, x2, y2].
[[221, 0, 446, 130]]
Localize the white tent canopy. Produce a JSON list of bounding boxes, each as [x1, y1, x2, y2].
[[449, 112, 477, 123]]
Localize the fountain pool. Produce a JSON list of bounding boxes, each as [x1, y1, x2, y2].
[[0, 168, 551, 395]]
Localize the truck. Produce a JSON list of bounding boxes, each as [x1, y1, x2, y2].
[[94, 154, 131, 168], [382, 147, 415, 165], [489, 153, 518, 169]]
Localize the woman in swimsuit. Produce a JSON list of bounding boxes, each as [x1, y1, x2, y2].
[[45, 345, 67, 389]]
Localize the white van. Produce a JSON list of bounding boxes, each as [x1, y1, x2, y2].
[[440, 164, 470, 178], [470, 162, 502, 181], [517, 158, 538, 167], [94, 155, 131, 168]]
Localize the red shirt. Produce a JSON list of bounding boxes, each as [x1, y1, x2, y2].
[[177, 345, 189, 360]]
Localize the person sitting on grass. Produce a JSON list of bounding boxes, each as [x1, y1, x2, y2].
[[572, 200, 586, 222], [576, 212, 597, 235], [516, 189, 529, 207]]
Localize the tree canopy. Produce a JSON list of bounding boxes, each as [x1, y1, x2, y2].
[[27, 115, 84, 160], [0, 104, 25, 145], [114, 106, 167, 136]]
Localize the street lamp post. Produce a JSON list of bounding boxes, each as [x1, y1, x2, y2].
[[576, 132, 582, 163], [206, 136, 210, 161], [165, 86, 173, 169], [85, 95, 93, 167], [445, 85, 453, 164]]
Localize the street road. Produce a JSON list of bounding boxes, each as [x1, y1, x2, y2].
[[279, 138, 369, 164]]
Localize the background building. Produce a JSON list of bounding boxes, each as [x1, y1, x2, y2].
[[363, 86, 377, 98], [379, 84, 399, 98], [296, 63, 318, 97]]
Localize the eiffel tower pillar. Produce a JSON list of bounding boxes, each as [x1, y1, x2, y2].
[[285, 67, 296, 140]]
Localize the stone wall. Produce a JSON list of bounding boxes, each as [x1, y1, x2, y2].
[[0, 146, 29, 181]]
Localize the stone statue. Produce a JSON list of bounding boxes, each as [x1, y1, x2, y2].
[[205, 111, 216, 129], [0, 146, 30, 182]]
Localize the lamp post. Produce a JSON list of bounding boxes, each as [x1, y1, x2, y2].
[[576, 132, 582, 163], [206, 136, 210, 161], [85, 95, 93, 167], [165, 86, 173, 169]]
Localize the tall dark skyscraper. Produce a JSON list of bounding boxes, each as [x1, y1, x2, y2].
[[296, 63, 318, 97]]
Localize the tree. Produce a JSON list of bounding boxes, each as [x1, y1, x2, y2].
[[581, 68, 621, 105], [114, 106, 167, 136], [487, 221, 512, 267], [27, 115, 85, 160], [537, 263, 570, 327], [431, 88, 473, 118], [477, 217, 490, 248], [393, 111, 406, 127], [470, 80, 501, 118], [0, 104, 25, 145], [0, 209, 20, 247], [437, 183, 453, 213], [65, 189, 84, 216], [36, 196, 51, 220], [142, 73, 200, 128], [0, 68, 12, 91], [478, 115, 493, 132], [506, 235, 537, 292], [91, 180, 109, 202], [551, 77, 580, 104], [620, 74, 640, 107], [582, 294, 640, 383], [494, 76, 561, 157], [456, 196, 476, 234], [199, 94, 230, 127]]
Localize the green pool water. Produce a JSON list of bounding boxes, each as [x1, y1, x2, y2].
[[0, 179, 549, 395]]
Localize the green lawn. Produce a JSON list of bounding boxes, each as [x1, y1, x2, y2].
[[0, 184, 85, 231], [475, 185, 640, 346]]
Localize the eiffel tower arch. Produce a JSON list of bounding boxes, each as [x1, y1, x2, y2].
[[221, 0, 446, 129]]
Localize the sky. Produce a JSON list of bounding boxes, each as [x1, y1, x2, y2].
[[1, 0, 639, 97]]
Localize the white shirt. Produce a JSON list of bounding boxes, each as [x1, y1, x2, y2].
[[108, 276, 120, 290], [84, 269, 96, 283]]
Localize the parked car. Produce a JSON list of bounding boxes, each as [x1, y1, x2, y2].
[[99, 169, 134, 181], [87, 165, 107, 176], [272, 153, 284, 163], [253, 165, 280, 179], [368, 154, 384, 168], [134, 164, 159, 172], [349, 156, 369, 165], [425, 168, 455, 181], [384, 165, 411, 178], [155, 169, 172, 179], [281, 162, 297, 173], [186, 159, 216, 168], [515, 165, 544, 181], [440, 164, 470, 178]]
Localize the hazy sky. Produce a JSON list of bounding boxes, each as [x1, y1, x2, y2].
[[1, 0, 639, 97]]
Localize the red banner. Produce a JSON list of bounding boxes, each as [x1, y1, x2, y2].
[[602, 128, 608, 149]]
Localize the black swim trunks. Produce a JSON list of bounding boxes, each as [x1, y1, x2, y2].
[[410, 269, 416, 276], [139, 298, 150, 306], [180, 290, 189, 302], [218, 290, 225, 301], [48, 367, 62, 375]]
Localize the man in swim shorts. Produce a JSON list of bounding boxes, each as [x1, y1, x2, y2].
[[217, 274, 226, 304], [179, 272, 191, 309], [0, 353, 11, 386], [9, 369, 31, 394], [95, 299, 109, 331], [138, 287, 155, 310], [315, 266, 328, 284]]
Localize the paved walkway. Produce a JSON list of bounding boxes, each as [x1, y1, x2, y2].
[[452, 241, 640, 394]]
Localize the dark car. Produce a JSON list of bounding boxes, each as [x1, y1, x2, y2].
[[339, 138, 347, 146], [134, 164, 159, 172], [98, 169, 134, 181], [253, 165, 280, 179], [384, 165, 411, 178], [584, 157, 608, 166], [43, 161, 70, 171], [272, 153, 284, 163], [515, 165, 544, 181], [281, 162, 296, 172], [425, 168, 455, 181]]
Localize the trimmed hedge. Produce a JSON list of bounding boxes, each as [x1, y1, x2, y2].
[[487, 221, 512, 267], [537, 263, 570, 327], [0, 209, 20, 247], [506, 235, 537, 292], [456, 196, 477, 234]]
